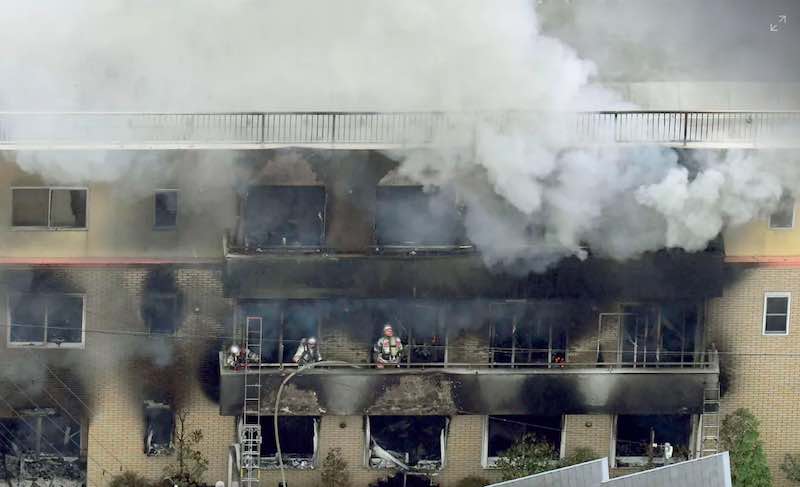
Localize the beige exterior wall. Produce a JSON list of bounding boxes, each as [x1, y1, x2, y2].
[[563, 414, 613, 459], [708, 266, 800, 487], [0, 154, 236, 260], [724, 203, 800, 257]]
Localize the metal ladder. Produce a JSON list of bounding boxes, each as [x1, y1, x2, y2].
[[241, 317, 263, 487], [700, 384, 721, 457]]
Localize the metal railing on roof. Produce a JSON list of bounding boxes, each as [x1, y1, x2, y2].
[[0, 111, 797, 148]]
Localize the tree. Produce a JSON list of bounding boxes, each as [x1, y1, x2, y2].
[[494, 434, 557, 481], [320, 448, 350, 487], [720, 408, 771, 487], [163, 409, 209, 487]]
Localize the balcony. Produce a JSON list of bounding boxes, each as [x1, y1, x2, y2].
[[1, 111, 798, 150], [218, 351, 719, 417]]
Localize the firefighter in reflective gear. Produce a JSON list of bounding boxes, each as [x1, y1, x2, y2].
[[374, 324, 403, 368], [293, 337, 322, 366]]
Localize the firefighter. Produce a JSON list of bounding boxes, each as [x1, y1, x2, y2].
[[374, 323, 403, 368], [293, 337, 322, 366]]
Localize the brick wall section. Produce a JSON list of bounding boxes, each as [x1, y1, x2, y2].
[[564, 414, 613, 459], [707, 266, 800, 487], [0, 265, 234, 487]]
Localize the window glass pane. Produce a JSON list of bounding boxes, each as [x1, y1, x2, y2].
[[770, 195, 795, 228], [766, 296, 789, 314], [765, 314, 788, 334], [9, 294, 46, 343], [143, 294, 178, 335], [12, 189, 49, 226], [47, 295, 84, 344], [50, 189, 87, 228], [154, 191, 178, 228]]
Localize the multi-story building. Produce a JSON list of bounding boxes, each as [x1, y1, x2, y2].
[[0, 110, 796, 487]]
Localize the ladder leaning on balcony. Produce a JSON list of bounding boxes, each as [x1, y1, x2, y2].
[[700, 383, 721, 457], [240, 317, 264, 487]]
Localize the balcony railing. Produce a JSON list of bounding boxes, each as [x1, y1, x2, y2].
[[220, 348, 719, 371], [0, 111, 797, 148]]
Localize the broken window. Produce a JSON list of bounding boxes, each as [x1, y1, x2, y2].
[[615, 415, 692, 466], [258, 416, 318, 469], [243, 186, 326, 247], [366, 416, 448, 471], [142, 293, 179, 335], [659, 303, 699, 364], [154, 190, 179, 228], [9, 294, 84, 346], [12, 188, 87, 229], [484, 415, 563, 466], [0, 409, 80, 458], [619, 305, 660, 366], [238, 301, 320, 366], [375, 186, 466, 247], [144, 401, 174, 456], [489, 303, 568, 367], [763, 292, 790, 335], [770, 194, 795, 229]]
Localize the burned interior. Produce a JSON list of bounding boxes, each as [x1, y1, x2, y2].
[[615, 414, 693, 466], [488, 302, 571, 367], [242, 185, 326, 248], [366, 416, 448, 471], [375, 186, 467, 248], [484, 415, 563, 465], [0, 409, 84, 485], [256, 416, 318, 469], [144, 401, 174, 456], [141, 268, 182, 336]]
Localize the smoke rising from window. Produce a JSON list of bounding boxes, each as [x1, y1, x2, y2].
[[0, 0, 797, 271]]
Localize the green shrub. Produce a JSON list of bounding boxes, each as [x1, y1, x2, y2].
[[720, 408, 771, 487], [560, 447, 599, 467], [495, 434, 557, 481], [454, 476, 491, 487], [781, 454, 800, 483], [109, 472, 152, 487]]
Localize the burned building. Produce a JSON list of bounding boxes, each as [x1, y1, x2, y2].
[[0, 109, 796, 487]]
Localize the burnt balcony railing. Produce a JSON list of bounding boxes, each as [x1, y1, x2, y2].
[[0, 111, 797, 148]]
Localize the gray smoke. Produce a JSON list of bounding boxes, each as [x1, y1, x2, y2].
[[0, 0, 797, 271]]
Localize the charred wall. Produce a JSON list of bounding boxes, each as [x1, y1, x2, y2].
[[219, 368, 715, 416]]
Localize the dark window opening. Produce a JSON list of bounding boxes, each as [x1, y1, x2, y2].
[[660, 303, 698, 364], [9, 294, 84, 346], [489, 303, 568, 367], [144, 402, 174, 456], [243, 186, 326, 247], [237, 301, 320, 365], [764, 294, 790, 335], [373, 302, 444, 365], [375, 186, 466, 247], [0, 410, 80, 458], [486, 415, 562, 463], [770, 194, 795, 229], [615, 415, 692, 466], [258, 416, 317, 469], [367, 416, 447, 471], [619, 305, 660, 366], [11, 188, 86, 228], [143, 293, 179, 335], [154, 190, 179, 228]]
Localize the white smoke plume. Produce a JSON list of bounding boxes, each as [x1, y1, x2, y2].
[[0, 0, 797, 271]]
